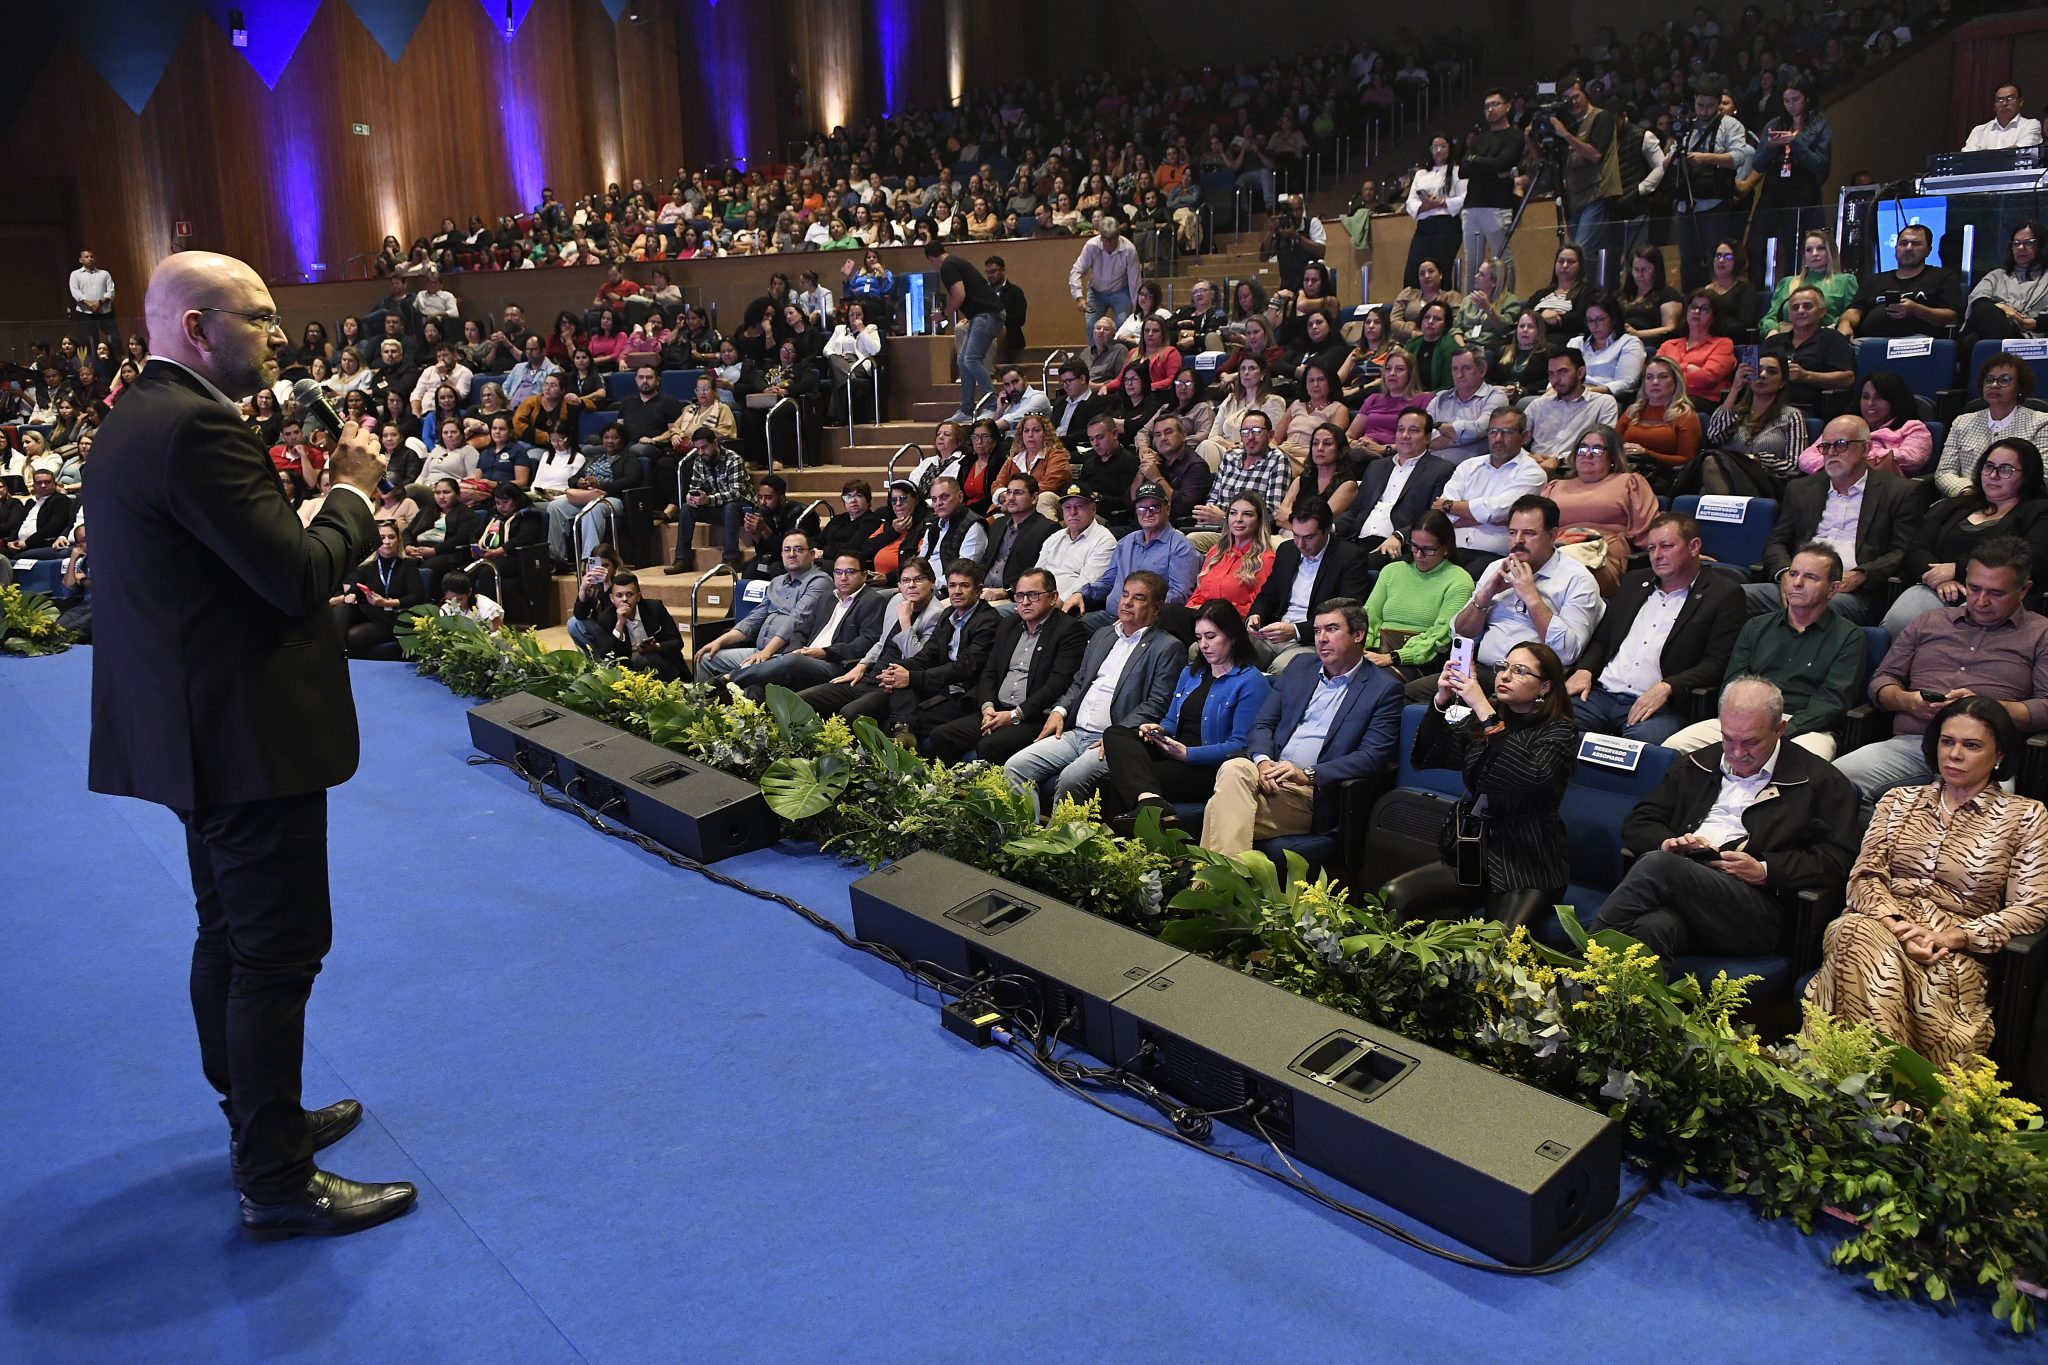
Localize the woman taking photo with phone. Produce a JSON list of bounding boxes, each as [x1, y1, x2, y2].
[[1379, 640, 1578, 928]]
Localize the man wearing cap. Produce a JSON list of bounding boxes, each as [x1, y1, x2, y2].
[[1078, 483, 1197, 633], [1038, 484, 1121, 614], [977, 472, 1060, 606], [1001, 571, 1184, 816]]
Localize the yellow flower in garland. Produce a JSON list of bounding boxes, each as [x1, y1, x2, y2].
[[1939, 1055, 2041, 1136]]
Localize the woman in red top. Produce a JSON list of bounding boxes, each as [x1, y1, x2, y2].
[[1617, 356, 1704, 496], [1127, 316, 1185, 394], [543, 310, 586, 368], [1187, 491, 1276, 615], [1654, 290, 1738, 406]]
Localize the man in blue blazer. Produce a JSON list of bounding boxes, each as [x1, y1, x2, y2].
[[1201, 596, 1404, 855], [1002, 570, 1183, 815]]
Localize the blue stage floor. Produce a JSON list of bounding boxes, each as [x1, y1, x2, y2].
[[0, 650, 2030, 1362]]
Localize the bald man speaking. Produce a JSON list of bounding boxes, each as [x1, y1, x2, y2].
[[89, 251, 417, 1239]]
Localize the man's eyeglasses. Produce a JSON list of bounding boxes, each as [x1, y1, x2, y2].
[[1011, 590, 1046, 602], [199, 307, 285, 332], [1813, 439, 1867, 455], [831, 566, 864, 576], [1486, 427, 1518, 439]]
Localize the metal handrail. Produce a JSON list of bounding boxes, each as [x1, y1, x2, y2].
[[463, 556, 504, 600], [1038, 348, 1075, 392], [571, 494, 616, 561], [766, 395, 803, 470], [884, 441, 923, 491], [842, 355, 879, 442], [688, 559, 738, 636]]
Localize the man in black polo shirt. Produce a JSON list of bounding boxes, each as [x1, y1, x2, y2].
[[1838, 223, 1963, 340], [605, 364, 685, 471], [928, 240, 1005, 423], [1762, 285, 1857, 416], [985, 255, 1029, 360], [1076, 414, 1141, 529]]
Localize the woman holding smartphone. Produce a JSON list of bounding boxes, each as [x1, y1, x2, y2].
[[1100, 601, 1272, 835], [331, 522, 426, 658], [1380, 640, 1578, 928]]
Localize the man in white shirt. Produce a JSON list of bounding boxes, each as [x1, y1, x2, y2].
[[1069, 217, 1145, 337], [408, 343, 474, 416], [1962, 85, 2044, 151], [1433, 404, 1544, 564], [1001, 572, 1181, 816], [1523, 350, 1620, 475], [1039, 485, 1120, 612], [1412, 494, 1603, 700], [1426, 348, 1507, 461], [413, 271, 460, 324], [68, 249, 116, 348]]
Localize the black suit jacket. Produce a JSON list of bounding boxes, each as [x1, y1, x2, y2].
[[587, 598, 685, 670], [796, 586, 890, 665], [972, 610, 1087, 720], [904, 600, 1003, 700], [979, 511, 1058, 590], [1335, 454, 1456, 544], [1248, 537, 1374, 644], [1760, 470, 1924, 589], [1574, 565, 1747, 695], [5, 491, 75, 549], [88, 360, 377, 809]]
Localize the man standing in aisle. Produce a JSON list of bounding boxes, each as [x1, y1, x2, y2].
[[927, 239, 1005, 424], [69, 249, 116, 350], [88, 250, 417, 1240]]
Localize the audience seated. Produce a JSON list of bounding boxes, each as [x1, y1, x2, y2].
[[997, 571, 1181, 815], [1806, 696, 2048, 1068], [1523, 349, 1621, 477], [1932, 353, 2048, 500], [664, 429, 752, 574], [1761, 285, 1856, 417], [1199, 597, 1403, 857], [1839, 538, 2048, 821], [1434, 405, 1547, 569], [1538, 423, 1658, 595], [1036, 485, 1120, 614], [1591, 675, 1861, 959], [1667, 542, 1865, 759], [975, 474, 1060, 605], [1885, 436, 2048, 637], [796, 556, 947, 719], [1425, 347, 1506, 463], [1248, 498, 1372, 671], [1567, 512, 1745, 743], [922, 567, 1086, 764], [1078, 484, 1197, 630], [586, 571, 686, 681], [1336, 408, 1456, 572], [692, 531, 831, 685], [1382, 641, 1579, 927], [1748, 415, 1922, 623], [1838, 222, 1961, 340]]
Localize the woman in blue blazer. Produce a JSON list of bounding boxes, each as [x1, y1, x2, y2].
[[1102, 600, 1273, 833]]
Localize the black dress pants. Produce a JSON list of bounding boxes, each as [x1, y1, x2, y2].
[[1379, 860, 1560, 931], [1100, 724, 1222, 815], [180, 790, 333, 1201], [923, 711, 1041, 765], [1589, 850, 1781, 959]]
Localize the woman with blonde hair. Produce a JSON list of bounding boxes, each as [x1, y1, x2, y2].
[[996, 412, 1074, 517], [1183, 491, 1276, 616], [1618, 355, 1702, 496]]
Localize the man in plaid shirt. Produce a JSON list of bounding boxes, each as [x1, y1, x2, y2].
[[1193, 410, 1290, 537], [664, 427, 753, 574]]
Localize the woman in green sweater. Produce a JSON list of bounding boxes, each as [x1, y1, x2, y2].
[[1759, 229, 1858, 336], [1361, 510, 1474, 680]]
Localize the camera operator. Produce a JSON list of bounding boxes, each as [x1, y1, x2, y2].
[[1530, 78, 1621, 291], [1674, 79, 1754, 292]]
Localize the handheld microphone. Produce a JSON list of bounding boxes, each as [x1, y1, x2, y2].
[[290, 377, 347, 438]]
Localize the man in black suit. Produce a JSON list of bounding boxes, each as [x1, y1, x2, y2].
[[1334, 406, 1457, 569], [1245, 497, 1372, 670], [733, 551, 888, 695], [977, 473, 1059, 605], [873, 557, 1004, 742], [1, 468, 76, 552], [1046, 361, 1102, 451], [799, 556, 948, 720], [586, 571, 686, 680], [1749, 414, 1924, 622], [923, 568, 1087, 763], [1565, 512, 1746, 742], [87, 250, 416, 1240]]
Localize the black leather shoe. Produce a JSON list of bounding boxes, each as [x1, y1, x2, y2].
[[239, 1169, 418, 1241], [231, 1098, 364, 1179]]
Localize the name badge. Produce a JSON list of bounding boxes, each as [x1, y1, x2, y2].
[[1578, 733, 1646, 772], [1885, 336, 1934, 359], [2006, 338, 2048, 360], [1693, 495, 1751, 524]]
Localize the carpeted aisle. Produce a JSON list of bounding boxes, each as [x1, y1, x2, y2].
[[0, 651, 2025, 1362]]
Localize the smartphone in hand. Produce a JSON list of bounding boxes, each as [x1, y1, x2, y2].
[[1448, 634, 1476, 677]]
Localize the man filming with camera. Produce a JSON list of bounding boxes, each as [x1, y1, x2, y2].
[[1530, 78, 1621, 290], [1673, 79, 1753, 291]]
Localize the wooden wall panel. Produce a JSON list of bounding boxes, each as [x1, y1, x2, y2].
[[0, 0, 686, 325]]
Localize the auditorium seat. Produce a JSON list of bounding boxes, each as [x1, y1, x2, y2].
[[1969, 338, 2048, 392], [605, 372, 638, 403], [1854, 337, 1954, 405], [659, 368, 704, 400], [1673, 494, 1777, 580]]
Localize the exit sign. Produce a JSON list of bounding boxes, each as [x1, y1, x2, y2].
[[351, 122, 370, 136], [174, 220, 191, 238]]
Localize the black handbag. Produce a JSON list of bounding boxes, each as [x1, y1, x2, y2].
[[1439, 797, 1488, 890]]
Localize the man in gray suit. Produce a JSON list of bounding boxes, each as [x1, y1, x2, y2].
[[1001, 571, 1184, 815]]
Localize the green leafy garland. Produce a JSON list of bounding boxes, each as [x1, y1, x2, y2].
[[0, 584, 75, 656], [398, 609, 2048, 1332]]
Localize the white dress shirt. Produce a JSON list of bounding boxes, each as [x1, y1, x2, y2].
[[1963, 115, 2045, 152], [1599, 576, 1692, 698], [69, 267, 114, 308], [811, 592, 858, 651], [1440, 452, 1546, 552], [1069, 624, 1149, 732], [1812, 473, 1867, 573], [1695, 749, 1776, 849], [1286, 542, 1327, 621], [1361, 455, 1424, 539], [1035, 520, 1118, 598]]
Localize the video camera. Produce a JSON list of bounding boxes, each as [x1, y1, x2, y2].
[[1524, 81, 1572, 151]]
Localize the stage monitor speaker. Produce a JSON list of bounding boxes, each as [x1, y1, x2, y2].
[[467, 693, 618, 788], [849, 851, 1186, 1058], [559, 732, 777, 863], [1110, 951, 1619, 1266]]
